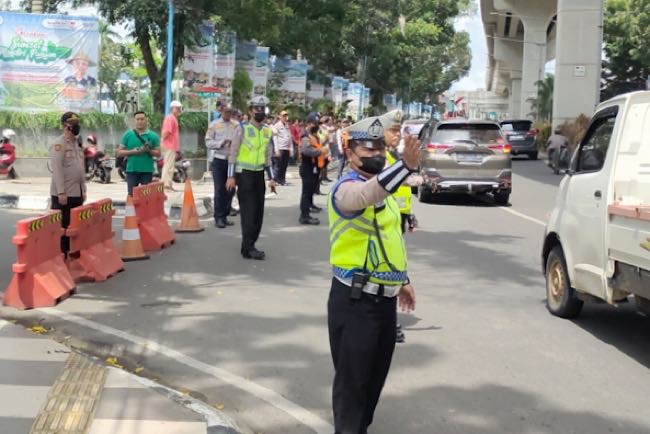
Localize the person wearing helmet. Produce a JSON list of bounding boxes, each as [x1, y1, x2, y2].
[[0, 129, 17, 179], [226, 96, 277, 260], [326, 114, 419, 434]]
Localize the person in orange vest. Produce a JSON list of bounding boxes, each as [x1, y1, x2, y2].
[[299, 112, 328, 225]]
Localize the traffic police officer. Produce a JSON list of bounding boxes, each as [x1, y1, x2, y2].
[[226, 96, 276, 260], [327, 115, 419, 434], [50, 111, 86, 255]]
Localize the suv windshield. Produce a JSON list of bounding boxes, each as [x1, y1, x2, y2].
[[500, 120, 532, 132], [433, 123, 502, 144]]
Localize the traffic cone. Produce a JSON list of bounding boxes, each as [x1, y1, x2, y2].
[[176, 178, 204, 233], [120, 195, 149, 261]]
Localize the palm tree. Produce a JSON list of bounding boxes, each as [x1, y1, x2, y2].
[[528, 75, 554, 122]]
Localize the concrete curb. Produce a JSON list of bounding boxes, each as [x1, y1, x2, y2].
[[0, 194, 214, 219]]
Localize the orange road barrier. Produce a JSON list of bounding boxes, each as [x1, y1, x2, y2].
[[133, 182, 175, 251], [3, 211, 76, 309], [66, 200, 125, 282], [120, 195, 149, 262], [176, 178, 204, 233]]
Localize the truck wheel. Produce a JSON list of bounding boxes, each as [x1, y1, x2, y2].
[[493, 191, 510, 206], [545, 246, 583, 318]]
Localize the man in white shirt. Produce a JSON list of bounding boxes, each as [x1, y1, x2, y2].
[[272, 110, 293, 185], [205, 106, 242, 228]]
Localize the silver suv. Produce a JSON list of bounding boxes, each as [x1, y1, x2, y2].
[[418, 120, 512, 205]]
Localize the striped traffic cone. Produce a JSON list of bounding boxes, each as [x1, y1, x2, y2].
[[176, 178, 204, 233], [120, 195, 149, 261]]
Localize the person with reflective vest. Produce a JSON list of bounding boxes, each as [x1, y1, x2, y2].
[[299, 112, 328, 225], [226, 96, 277, 260], [327, 114, 419, 434]]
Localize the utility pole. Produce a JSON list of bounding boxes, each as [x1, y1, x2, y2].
[[164, 0, 174, 115]]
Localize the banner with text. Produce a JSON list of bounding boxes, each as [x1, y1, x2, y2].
[[182, 22, 214, 111], [253, 46, 269, 97], [213, 31, 236, 103], [0, 12, 99, 112]]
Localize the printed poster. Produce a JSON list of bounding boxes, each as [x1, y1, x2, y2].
[[253, 46, 269, 97], [213, 31, 236, 103], [0, 12, 99, 112], [182, 22, 214, 111]]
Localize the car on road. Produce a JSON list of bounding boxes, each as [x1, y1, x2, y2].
[[397, 119, 434, 154], [542, 91, 650, 319], [499, 119, 538, 160], [418, 119, 512, 205]]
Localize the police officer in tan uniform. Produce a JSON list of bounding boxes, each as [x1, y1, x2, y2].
[[50, 111, 86, 254]]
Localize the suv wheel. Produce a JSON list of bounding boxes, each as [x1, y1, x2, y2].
[[493, 191, 510, 206], [545, 246, 583, 318], [418, 186, 434, 203], [529, 152, 538, 160]]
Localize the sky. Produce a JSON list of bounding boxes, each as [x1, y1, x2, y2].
[[450, 1, 489, 92]]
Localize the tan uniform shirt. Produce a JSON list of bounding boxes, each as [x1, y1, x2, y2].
[[205, 118, 241, 162], [334, 177, 390, 214], [49, 135, 86, 197]]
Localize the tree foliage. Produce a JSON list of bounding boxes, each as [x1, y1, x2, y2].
[[528, 75, 554, 122], [232, 67, 253, 112], [602, 0, 650, 100]]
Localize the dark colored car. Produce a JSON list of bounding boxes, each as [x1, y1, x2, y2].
[[418, 120, 512, 205], [499, 119, 538, 160]]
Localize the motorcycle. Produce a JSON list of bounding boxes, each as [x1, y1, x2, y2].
[[0, 129, 17, 179], [84, 135, 112, 183], [118, 151, 190, 184], [547, 146, 571, 175]]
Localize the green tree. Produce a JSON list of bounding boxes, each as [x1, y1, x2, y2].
[[602, 0, 650, 100], [528, 75, 554, 122], [232, 67, 253, 112], [98, 21, 124, 104]]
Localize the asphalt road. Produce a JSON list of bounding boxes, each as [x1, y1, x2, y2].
[[2, 159, 650, 434]]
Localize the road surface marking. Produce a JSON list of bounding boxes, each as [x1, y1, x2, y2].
[[499, 207, 546, 227], [42, 308, 334, 434]]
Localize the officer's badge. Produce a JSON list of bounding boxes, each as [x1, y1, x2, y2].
[[394, 111, 403, 123], [248, 128, 256, 138], [54, 144, 62, 152], [368, 119, 384, 139]]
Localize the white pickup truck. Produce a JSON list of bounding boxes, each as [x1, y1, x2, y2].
[[542, 91, 650, 318]]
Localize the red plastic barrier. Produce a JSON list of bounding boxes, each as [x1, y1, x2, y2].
[[3, 211, 76, 309], [66, 200, 124, 282], [133, 182, 175, 251]]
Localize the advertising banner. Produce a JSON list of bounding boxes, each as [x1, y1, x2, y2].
[[0, 12, 99, 112], [274, 57, 307, 106], [307, 82, 325, 105], [253, 46, 269, 97], [332, 76, 346, 106], [346, 82, 363, 120], [383, 94, 397, 111], [363, 87, 370, 110], [213, 31, 236, 103], [181, 22, 214, 111], [235, 40, 256, 82]]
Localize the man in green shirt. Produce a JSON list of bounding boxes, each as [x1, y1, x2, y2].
[[118, 111, 161, 196]]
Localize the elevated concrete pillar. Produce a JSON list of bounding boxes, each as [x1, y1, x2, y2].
[[552, 0, 604, 128], [494, 0, 556, 119], [509, 72, 522, 118]]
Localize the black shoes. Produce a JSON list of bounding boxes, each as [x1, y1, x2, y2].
[[396, 323, 405, 343], [215, 218, 234, 228], [299, 215, 320, 225], [310, 206, 322, 213], [242, 247, 265, 260]]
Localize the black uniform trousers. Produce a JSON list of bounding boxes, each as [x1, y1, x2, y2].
[[236, 169, 265, 253], [328, 277, 397, 434], [211, 158, 235, 221], [50, 195, 84, 255], [274, 150, 291, 184], [299, 163, 319, 216]]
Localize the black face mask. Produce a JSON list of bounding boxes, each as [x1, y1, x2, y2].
[[356, 154, 386, 175], [309, 126, 319, 134], [68, 124, 81, 136], [254, 112, 266, 123]]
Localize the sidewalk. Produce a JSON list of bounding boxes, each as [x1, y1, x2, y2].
[[0, 177, 215, 218], [0, 319, 239, 434]]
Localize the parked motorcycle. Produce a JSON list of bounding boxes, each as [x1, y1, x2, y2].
[[84, 134, 112, 183], [0, 129, 17, 179], [117, 151, 190, 184]]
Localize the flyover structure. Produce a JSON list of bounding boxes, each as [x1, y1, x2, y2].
[[480, 0, 604, 126]]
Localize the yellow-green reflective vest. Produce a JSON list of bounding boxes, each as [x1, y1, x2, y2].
[[328, 172, 408, 286], [386, 151, 412, 214], [237, 124, 272, 172]]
